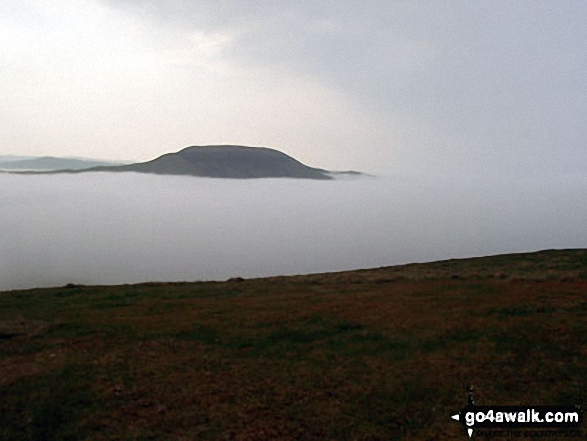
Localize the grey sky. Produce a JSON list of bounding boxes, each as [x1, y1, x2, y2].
[[1, 0, 586, 175]]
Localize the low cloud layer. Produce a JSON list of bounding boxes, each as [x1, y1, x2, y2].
[[1, 173, 586, 291]]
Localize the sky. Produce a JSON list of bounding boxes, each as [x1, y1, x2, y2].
[[1, 0, 586, 175]]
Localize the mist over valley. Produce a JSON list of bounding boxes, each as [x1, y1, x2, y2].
[[2, 172, 585, 291]]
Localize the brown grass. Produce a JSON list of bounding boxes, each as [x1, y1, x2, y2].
[[0, 249, 586, 440]]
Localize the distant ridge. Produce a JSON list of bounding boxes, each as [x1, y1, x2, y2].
[[0, 156, 123, 171], [2, 146, 364, 179], [22, 145, 356, 179], [0, 155, 34, 163]]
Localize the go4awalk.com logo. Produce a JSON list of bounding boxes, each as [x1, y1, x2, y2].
[[451, 387, 583, 438]]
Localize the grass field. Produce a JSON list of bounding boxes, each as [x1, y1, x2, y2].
[[1, 249, 586, 440]]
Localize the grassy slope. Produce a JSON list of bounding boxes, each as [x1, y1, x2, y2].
[[1, 249, 586, 440]]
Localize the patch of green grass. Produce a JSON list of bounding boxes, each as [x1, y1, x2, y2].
[[91, 300, 133, 309], [173, 323, 222, 345], [226, 318, 412, 361], [52, 287, 85, 298], [0, 364, 98, 441], [463, 283, 501, 295], [44, 320, 98, 339], [331, 375, 438, 440], [88, 291, 141, 309], [420, 327, 485, 353], [145, 302, 180, 315], [0, 340, 53, 357], [489, 322, 581, 362], [485, 306, 557, 317]]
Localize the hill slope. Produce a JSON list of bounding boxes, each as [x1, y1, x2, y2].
[[2, 249, 585, 439], [86, 145, 336, 179], [0, 155, 34, 163], [0, 156, 123, 170]]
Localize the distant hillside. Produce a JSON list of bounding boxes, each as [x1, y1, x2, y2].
[[80, 145, 336, 179], [0, 155, 34, 163], [2, 146, 361, 179], [0, 156, 123, 170], [286, 248, 587, 284]]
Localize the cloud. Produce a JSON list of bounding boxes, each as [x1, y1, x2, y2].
[[2, 1, 586, 176], [1, 172, 586, 291], [101, 0, 587, 176], [102, 1, 437, 98], [0, 1, 400, 172]]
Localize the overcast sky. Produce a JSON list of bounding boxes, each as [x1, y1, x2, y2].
[[1, 0, 586, 175]]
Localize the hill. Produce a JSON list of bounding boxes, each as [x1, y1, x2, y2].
[[75, 145, 337, 179], [0, 156, 123, 171], [0, 155, 34, 163], [1, 249, 586, 439]]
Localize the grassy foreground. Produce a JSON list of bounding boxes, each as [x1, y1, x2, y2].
[[1, 249, 586, 440]]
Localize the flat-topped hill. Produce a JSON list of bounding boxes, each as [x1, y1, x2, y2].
[[83, 145, 336, 179]]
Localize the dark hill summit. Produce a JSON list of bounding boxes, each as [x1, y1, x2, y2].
[[88, 145, 335, 179]]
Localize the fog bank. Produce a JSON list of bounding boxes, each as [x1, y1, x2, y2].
[[1, 172, 586, 291]]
